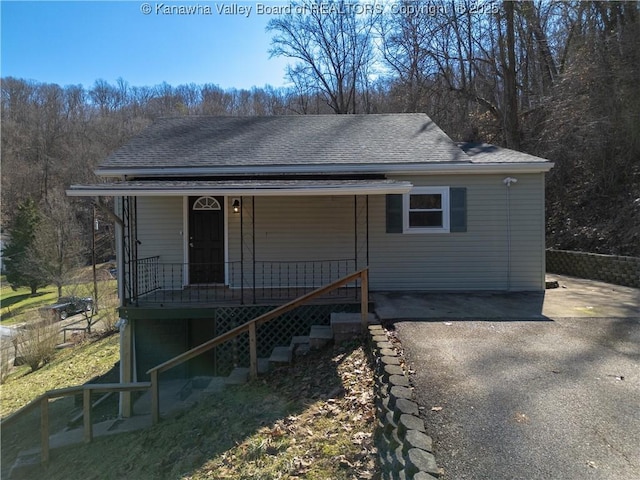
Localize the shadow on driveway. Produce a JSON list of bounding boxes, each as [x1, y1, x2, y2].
[[374, 276, 640, 480]]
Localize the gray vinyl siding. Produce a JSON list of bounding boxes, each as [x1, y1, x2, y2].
[[136, 196, 184, 288], [132, 172, 546, 292], [369, 173, 545, 291], [227, 196, 359, 288]]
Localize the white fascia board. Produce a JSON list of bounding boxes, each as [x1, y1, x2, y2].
[[95, 162, 554, 178], [66, 183, 413, 197]]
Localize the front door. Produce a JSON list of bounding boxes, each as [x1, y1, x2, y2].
[[189, 196, 224, 284]]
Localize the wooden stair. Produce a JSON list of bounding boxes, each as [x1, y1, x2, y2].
[[263, 311, 378, 371], [7, 311, 376, 479]]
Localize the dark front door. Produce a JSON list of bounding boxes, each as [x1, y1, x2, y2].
[[189, 196, 224, 284]]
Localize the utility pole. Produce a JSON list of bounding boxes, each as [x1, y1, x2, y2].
[[92, 205, 99, 313]]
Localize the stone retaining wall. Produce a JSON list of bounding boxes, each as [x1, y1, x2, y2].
[[546, 249, 640, 288], [367, 324, 440, 480]]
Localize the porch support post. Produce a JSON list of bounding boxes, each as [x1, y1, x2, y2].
[[252, 196, 256, 304], [150, 369, 159, 425], [120, 319, 133, 417], [354, 195, 358, 271], [83, 388, 93, 443], [361, 269, 369, 331], [249, 322, 257, 380], [40, 396, 50, 463], [366, 196, 370, 266], [115, 198, 126, 305], [240, 196, 244, 305]]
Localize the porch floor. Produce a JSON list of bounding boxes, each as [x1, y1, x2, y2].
[[129, 286, 361, 308]]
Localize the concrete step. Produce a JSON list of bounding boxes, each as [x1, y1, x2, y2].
[[10, 414, 154, 478], [290, 335, 310, 347], [133, 379, 201, 416], [290, 335, 310, 357], [309, 325, 333, 350], [295, 343, 311, 357], [269, 345, 294, 365], [225, 367, 250, 385], [330, 312, 378, 343], [10, 450, 43, 480], [191, 376, 214, 389], [257, 357, 271, 374], [201, 377, 226, 394], [177, 379, 193, 401]]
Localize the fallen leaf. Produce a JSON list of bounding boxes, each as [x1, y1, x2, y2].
[[513, 412, 530, 424]]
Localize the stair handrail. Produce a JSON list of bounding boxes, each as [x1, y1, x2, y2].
[[146, 267, 369, 424], [0, 268, 369, 463], [1, 381, 152, 463]]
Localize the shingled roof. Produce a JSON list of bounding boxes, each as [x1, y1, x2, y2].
[[96, 114, 551, 177], [458, 142, 550, 164]]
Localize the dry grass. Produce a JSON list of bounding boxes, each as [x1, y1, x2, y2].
[[18, 341, 380, 480], [1, 333, 120, 418], [1, 333, 121, 479]]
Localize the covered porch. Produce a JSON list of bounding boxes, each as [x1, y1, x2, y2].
[[68, 178, 412, 308]]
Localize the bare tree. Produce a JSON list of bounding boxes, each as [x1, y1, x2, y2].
[[267, 0, 379, 113], [25, 193, 86, 297], [15, 313, 59, 372], [377, 0, 438, 113]]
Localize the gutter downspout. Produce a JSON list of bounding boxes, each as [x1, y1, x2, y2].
[[503, 177, 518, 291]]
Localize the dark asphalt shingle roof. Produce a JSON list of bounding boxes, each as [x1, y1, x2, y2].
[[459, 142, 548, 164], [99, 114, 467, 172], [97, 114, 551, 174]]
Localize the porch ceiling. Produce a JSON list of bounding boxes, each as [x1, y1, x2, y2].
[[66, 179, 413, 197]]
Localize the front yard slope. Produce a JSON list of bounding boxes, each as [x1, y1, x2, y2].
[[8, 341, 379, 480]]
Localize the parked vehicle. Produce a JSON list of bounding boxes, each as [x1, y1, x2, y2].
[[46, 296, 93, 320]]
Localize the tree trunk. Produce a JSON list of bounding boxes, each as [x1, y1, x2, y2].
[[503, 1, 520, 149]]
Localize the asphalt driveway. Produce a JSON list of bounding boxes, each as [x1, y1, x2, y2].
[[377, 276, 640, 480]]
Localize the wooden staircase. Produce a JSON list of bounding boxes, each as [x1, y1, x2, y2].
[[226, 311, 377, 384], [269, 312, 377, 365], [4, 268, 371, 478]]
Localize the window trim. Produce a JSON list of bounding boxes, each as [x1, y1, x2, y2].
[[403, 186, 450, 233], [192, 196, 221, 211]]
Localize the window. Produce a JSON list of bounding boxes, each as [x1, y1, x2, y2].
[[403, 187, 450, 233], [192, 196, 221, 211], [386, 187, 466, 234]]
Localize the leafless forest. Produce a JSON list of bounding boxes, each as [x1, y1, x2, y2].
[[2, 1, 639, 270]]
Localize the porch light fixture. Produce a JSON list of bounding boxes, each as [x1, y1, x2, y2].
[[232, 198, 241, 213]]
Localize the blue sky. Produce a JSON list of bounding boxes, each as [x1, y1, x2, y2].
[[1, 1, 292, 90]]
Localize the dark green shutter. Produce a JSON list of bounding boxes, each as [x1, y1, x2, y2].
[[386, 194, 403, 233], [450, 188, 467, 232]]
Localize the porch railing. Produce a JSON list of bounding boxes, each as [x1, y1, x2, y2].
[[135, 256, 161, 298], [125, 258, 357, 305]]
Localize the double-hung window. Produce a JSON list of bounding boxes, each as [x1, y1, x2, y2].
[[403, 187, 450, 233]]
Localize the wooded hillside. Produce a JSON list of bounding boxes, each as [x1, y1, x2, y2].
[[2, 1, 638, 262]]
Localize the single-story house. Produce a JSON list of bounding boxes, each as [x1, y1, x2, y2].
[[68, 114, 553, 389]]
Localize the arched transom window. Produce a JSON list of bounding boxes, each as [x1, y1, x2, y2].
[[192, 196, 221, 211]]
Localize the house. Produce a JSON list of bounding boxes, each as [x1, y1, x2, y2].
[[67, 114, 553, 390]]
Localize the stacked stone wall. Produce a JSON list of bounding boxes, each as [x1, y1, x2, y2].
[[367, 324, 440, 480], [546, 249, 639, 288]]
